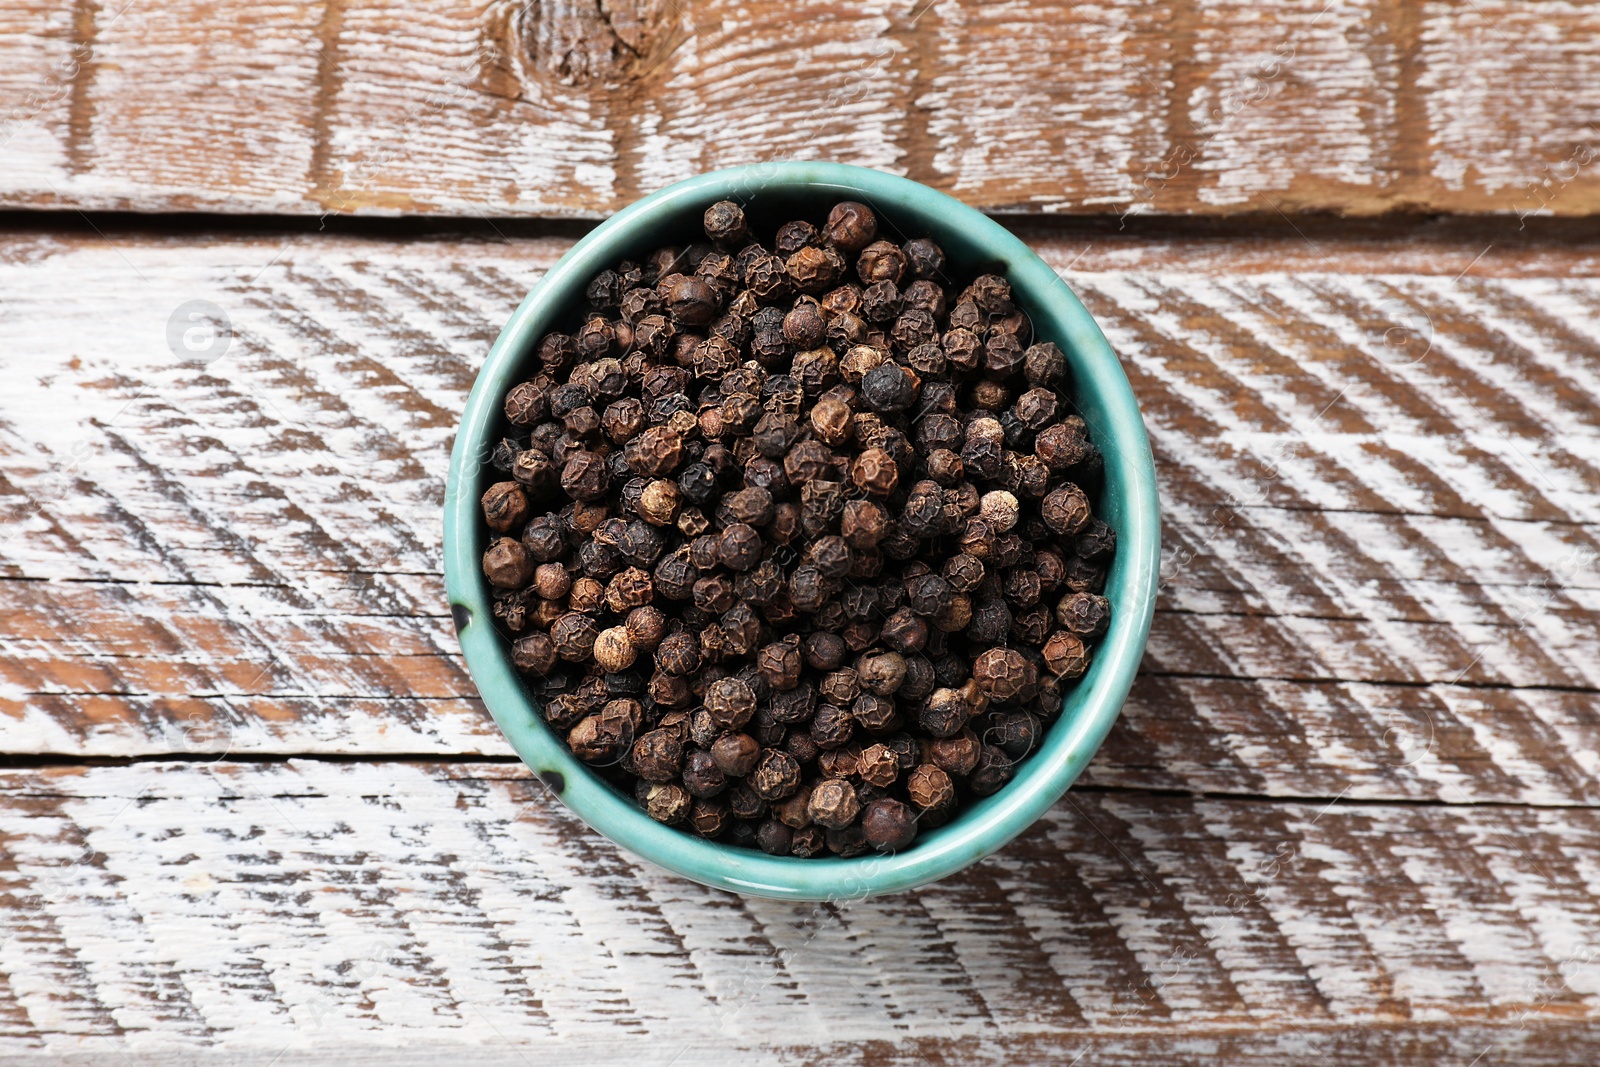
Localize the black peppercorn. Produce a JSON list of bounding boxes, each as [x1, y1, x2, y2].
[[703, 200, 748, 246], [824, 201, 877, 253], [483, 538, 534, 590], [808, 779, 861, 830], [861, 798, 917, 851], [751, 748, 801, 801]]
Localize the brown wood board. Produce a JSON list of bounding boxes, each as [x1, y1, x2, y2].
[[3, 1, 1600, 218]]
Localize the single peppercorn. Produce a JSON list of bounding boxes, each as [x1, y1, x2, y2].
[[482, 482, 531, 533], [972, 647, 1034, 701], [902, 237, 944, 279], [511, 633, 557, 676], [703, 200, 748, 246], [857, 743, 899, 788], [824, 201, 877, 253], [592, 627, 637, 672], [907, 764, 955, 811], [1057, 591, 1112, 636], [704, 677, 757, 730], [802, 779, 855, 833], [482, 537, 534, 590], [751, 748, 802, 801], [861, 362, 915, 413], [710, 732, 761, 777], [861, 798, 917, 851], [1042, 483, 1092, 534], [631, 728, 683, 783]]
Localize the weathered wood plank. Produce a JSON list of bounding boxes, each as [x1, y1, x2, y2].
[[2, 229, 1598, 806], [3, 1, 1600, 217], [0, 762, 1596, 1061]]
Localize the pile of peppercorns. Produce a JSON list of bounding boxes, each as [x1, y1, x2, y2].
[[480, 199, 1114, 857]]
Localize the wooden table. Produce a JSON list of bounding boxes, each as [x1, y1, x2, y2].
[[3, 3, 1600, 1062]]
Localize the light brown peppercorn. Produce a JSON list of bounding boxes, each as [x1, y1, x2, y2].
[[568, 714, 622, 764], [532, 562, 571, 601], [605, 567, 654, 612], [482, 482, 531, 533], [1042, 484, 1092, 535], [972, 647, 1034, 700], [907, 764, 955, 811], [808, 779, 861, 830], [856, 240, 907, 284], [858, 650, 908, 696], [645, 782, 692, 824], [979, 490, 1020, 532], [786, 246, 845, 294], [592, 626, 637, 672], [1043, 631, 1090, 678], [637, 478, 680, 525], [482, 538, 534, 590], [839, 344, 885, 384], [625, 605, 667, 650], [857, 743, 899, 787], [810, 395, 855, 445], [710, 732, 761, 777], [568, 576, 606, 614], [851, 447, 899, 496]]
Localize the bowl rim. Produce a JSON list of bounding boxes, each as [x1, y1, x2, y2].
[[443, 161, 1159, 901]]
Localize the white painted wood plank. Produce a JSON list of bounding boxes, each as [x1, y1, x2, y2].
[[0, 761, 1596, 1060]]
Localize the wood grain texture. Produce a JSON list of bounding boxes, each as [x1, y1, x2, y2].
[[4, 1, 1600, 217], [0, 760, 1597, 1061], [1, 227, 1598, 811]]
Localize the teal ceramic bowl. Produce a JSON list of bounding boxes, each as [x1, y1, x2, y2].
[[444, 162, 1158, 901]]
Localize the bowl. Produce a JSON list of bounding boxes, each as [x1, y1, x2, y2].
[[443, 162, 1159, 900]]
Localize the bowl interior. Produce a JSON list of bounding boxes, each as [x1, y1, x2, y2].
[[444, 162, 1159, 900]]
